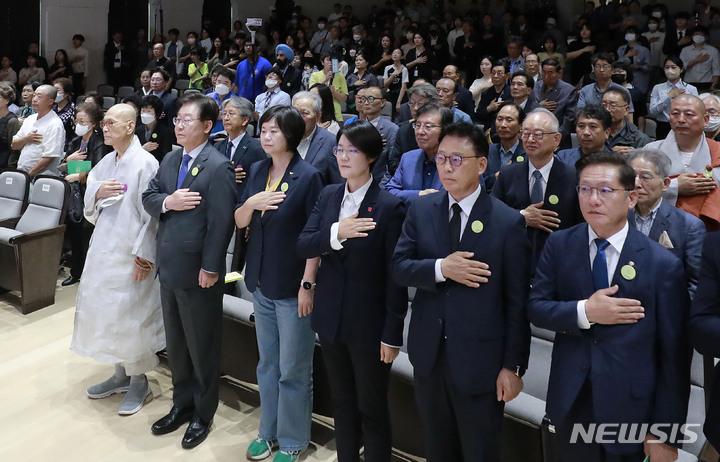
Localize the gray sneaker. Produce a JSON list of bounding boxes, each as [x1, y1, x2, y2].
[[86, 375, 131, 399], [118, 378, 151, 415]]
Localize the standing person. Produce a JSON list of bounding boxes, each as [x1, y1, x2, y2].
[[52, 77, 76, 150], [142, 93, 236, 449], [310, 52, 349, 122], [165, 28, 184, 76], [68, 35, 89, 96], [234, 106, 323, 462], [391, 121, 531, 462], [235, 42, 272, 103], [528, 152, 691, 461], [405, 32, 433, 85], [255, 67, 291, 120], [296, 120, 407, 462], [48, 49, 73, 82], [679, 26, 720, 92], [70, 103, 164, 415], [617, 26, 651, 95], [484, 102, 526, 191], [648, 56, 698, 139], [382, 49, 408, 117], [104, 31, 129, 90], [0, 83, 18, 169], [136, 95, 173, 163], [188, 49, 210, 90]]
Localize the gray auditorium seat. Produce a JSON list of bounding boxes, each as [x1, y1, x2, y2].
[[0, 170, 29, 221]]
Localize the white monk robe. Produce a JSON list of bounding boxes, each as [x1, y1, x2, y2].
[[71, 136, 165, 375]]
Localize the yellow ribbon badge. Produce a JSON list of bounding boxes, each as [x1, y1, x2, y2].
[[191, 167, 199, 176], [548, 194, 559, 205], [471, 220, 484, 233], [621, 261, 636, 280], [280, 182, 289, 192]]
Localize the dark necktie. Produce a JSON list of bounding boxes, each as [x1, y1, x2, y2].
[[177, 154, 192, 189], [449, 203, 462, 252], [531, 170, 544, 204], [592, 239, 610, 292], [679, 30, 684, 40], [225, 140, 233, 160]]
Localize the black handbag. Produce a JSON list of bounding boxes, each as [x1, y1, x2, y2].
[[67, 181, 85, 224]]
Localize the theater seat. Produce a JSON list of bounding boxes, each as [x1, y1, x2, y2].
[[0, 176, 69, 314], [0, 170, 29, 221]]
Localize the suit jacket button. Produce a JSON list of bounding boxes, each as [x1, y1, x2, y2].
[[581, 365, 588, 372], [592, 338, 599, 345], [438, 318, 443, 325]]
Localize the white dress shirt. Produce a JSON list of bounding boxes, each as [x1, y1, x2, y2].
[[577, 222, 629, 328], [434, 183, 483, 282], [297, 126, 317, 160], [330, 176, 373, 250], [528, 157, 554, 201], [161, 140, 208, 213], [226, 131, 246, 160]]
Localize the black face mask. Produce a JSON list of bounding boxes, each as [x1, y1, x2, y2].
[[611, 73, 626, 84]]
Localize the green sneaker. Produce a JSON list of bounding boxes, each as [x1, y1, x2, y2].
[[246, 436, 275, 460], [272, 450, 301, 462]]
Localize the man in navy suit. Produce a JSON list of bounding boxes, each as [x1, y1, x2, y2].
[[689, 231, 720, 453], [627, 149, 705, 298], [493, 108, 583, 271], [142, 94, 236, 448], [292, 91, 341, 184], [533, 58, 576, 148], [357, 86, 399, 181], [556, 105, 613, 167], [385, 102, 453, 205], [484, 102, 526, 191], [148, 67, 178, 131], [528, 152, 691, 461], [392, 122, 531, 461]]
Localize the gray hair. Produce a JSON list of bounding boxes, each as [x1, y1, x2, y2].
[[525, 107, 560, 132], [221, 96, 254, 119], [407, 82, 438, 101], [626, 148, 671, 178], [699, 92, 720, 109], [292, 91, 322, 113], [38, 84, 57, 100]]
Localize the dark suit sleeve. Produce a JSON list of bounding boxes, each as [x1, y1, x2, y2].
[[475, 89, 494, 125], [387, 128, 405, 175], [305, 168, 325, 218], [527, 232, 586, 336], [501, 213, 532, 369], [490, 168, 507, 201], [690, 233, 720, 357], [651, 253, 691, 433], [381, 199, 409, 346], [142, 161, 169, 219], [296, 186, 335, 258], [685, 217, 706, 300], [391, 199, 438, 290], [201, 160, 237, 273]]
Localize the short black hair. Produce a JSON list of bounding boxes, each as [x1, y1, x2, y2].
[[121, 94, 142, 109], [575, 151, 636, 190], [141, 95, 164, 116], [511, 70, 534, 90], [439, 122, 490, 159], [576, 104, 612, 130], [416, 101, 454, 126], [214, 67, 234, 82], [178, 92, 219, 124], [541, 58, 562, 72], [496, 101, 526, 124], [337, 120, 384, 161], [151, 67, 170, 82], [266, 66, 284, 82], [258, 106, 306, 153], [612, 60, 634, 84], [73, 34, 85, 42], [603, 88, 630, 105], [592, 52, 614, 66], [168, 28, 180, 35], [492, 58, 511, 73]]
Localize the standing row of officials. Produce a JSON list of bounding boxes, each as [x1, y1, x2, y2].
[[65, 89, 720, 462]]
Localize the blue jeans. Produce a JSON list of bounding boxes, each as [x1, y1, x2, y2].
[[253, 287, 315, 451]]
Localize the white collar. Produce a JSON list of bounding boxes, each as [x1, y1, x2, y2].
[[229, 132, 246, 147], [447, 182, 483, 216], [528, 156, 554, 183], [182, 140, 208, 161], [343, 176, 373, 206], [587, 221, 629, 254]]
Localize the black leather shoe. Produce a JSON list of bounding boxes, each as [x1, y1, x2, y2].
[[61, 276, 80, 286], [181, 415, 212, 449], [151, 406, 194, 435]]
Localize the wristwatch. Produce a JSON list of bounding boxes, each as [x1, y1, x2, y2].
[[514, 365, 526, 378], [301, 280, 316, 291]]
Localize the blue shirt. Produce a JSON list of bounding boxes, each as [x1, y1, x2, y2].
[[234, 57, 272, 102]]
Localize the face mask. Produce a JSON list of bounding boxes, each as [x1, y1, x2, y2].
[[215, 83, 230, 95], [55, 93, 65, 103], [611, 73, 626, 84], [648, 23, 658, 31], [625, 33, 636, 42], [265, 79, 279, 88], [694, 35, 706, 44], [141, 113, 156, 125], [706, 116, 720, 132], [349, 49, 357, 57], [665, 68, 681, 80], [353, 34, 361, 42], [318, 23, 326, 30], [652, 11, 663, 18], [74, 124, 90, 137], [188, 38, 196, 45]]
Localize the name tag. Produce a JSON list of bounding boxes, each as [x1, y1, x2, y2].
[[5, 178, 12, 185], [42, 184, 50, 192]]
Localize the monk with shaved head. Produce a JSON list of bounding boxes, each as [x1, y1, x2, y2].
[[70, 102, 165, 416]]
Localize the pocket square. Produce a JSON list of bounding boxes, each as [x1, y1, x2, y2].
[[658, 231, 674, 249]]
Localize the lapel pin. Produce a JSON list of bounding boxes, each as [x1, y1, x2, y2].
[[515, 155, 524, 163], [191, 167, 199, 176], [703, 165, 713, 178], [368, 206, 373, 212], [151, 132, 158, 139], [280, 182, 289, 192], [471, 220, 484, 233], [548, 194, 559, 205], [621, 261, 636, 280]]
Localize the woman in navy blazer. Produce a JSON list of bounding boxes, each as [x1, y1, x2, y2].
[[297, 120, 408, 462], [234, 106, 323, 461]]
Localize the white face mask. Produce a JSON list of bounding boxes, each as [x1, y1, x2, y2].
[[265, 79, 279, 88], [652, 11, 663, 18], [188, 38, 196, 45], [55, 93, 65, 103], [215, 83, 230, 95], [74, 123, 90, 137], [694, 35, 706, 44], [665, 68, 681, 80], [141, 113, 156, 125], [625, 33, 636, 42], [317, 23, 326, 30], [349, 49, 357, 57], [648, 23, 658, 31], [706, 116, 720, 132], [353, 34, 361, 42]]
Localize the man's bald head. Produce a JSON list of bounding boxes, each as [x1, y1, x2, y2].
[[672, 94, 706, 115], [443, 65, 460, 80], [108, 103, 138, 122], [669, 94, 709, 138], [103, 103, 137, 149]]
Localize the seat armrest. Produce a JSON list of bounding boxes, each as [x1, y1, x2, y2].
[[9, 225, 66, 244], [0, 217, 20, 229]]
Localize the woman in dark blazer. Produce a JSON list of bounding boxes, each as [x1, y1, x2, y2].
[[234, 106, 323, 461], [135, 95, 173, 163], [296, 120, 408, 462]]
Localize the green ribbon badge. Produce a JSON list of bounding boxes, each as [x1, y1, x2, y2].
[[515, 155, 524, 163], [548, 194, 559, 205], [191, 167, 199, 177], [703, 169, 713, 178], [471, 220, 484, 233], [621, 261, 636, 280], [151, 132, 158, 139], [280, 182, 289, 192]]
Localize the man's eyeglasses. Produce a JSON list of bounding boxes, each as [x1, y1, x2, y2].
[[356, 96, 379, 103], [576, 185, 630, 199], [173, 117, 200, 127], [520, 130, 557, 141], [412, 122, 441, 131], [435, 153, 478, 167], [100, 119, 130, 129], [220, 111, 240, 119], [601, 101, 627, 110], [594, 64, 612, 70]]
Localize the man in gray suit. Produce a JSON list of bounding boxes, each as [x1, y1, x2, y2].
[[359, 86, 399, 181], [627, 149, 705, 298], [532, 58, 577, 148], [292, 90, 341, 184], [142, 93, 236, 449]]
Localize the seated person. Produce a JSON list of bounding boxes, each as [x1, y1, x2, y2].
[[556, 105, 613, 166]]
